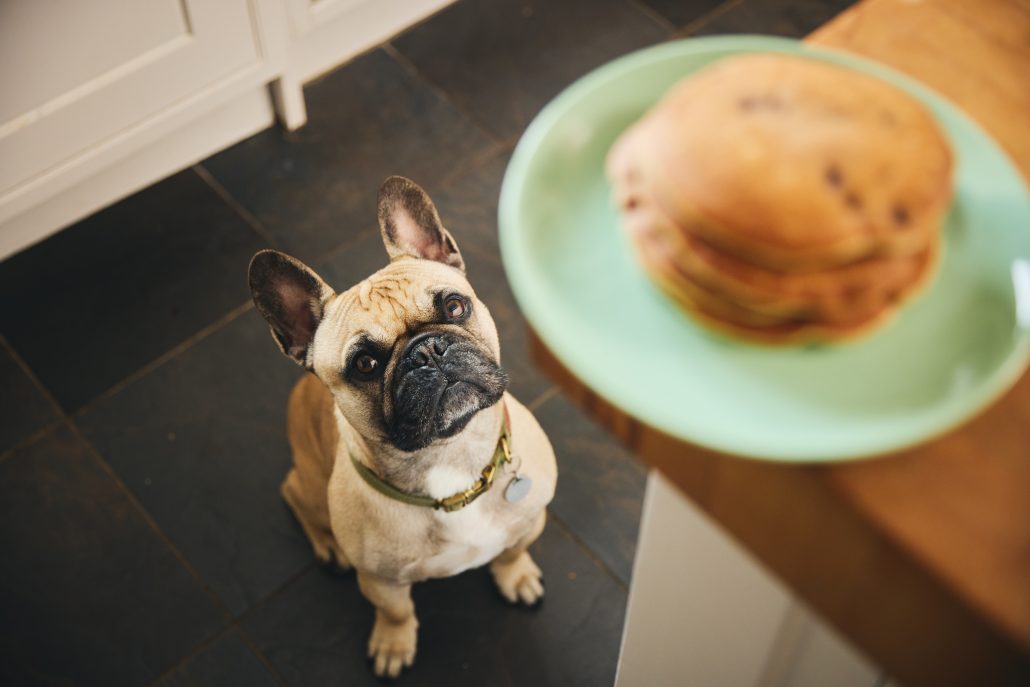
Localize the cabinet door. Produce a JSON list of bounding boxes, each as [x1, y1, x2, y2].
[[0, 0, 259, 200], [616, 473, 882, 687]]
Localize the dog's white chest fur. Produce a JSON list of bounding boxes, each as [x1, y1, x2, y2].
[[410, 466, 510, 578]]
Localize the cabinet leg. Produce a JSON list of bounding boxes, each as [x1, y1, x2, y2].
[[270, 75, 307, 131]]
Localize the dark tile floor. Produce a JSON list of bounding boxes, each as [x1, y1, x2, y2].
[[0, 1, 853, 684]]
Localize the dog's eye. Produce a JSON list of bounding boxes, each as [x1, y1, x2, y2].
[[445, 296, 467, 320], [354, 354, 379, 376]]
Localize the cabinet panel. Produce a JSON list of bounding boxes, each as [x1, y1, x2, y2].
[[616, 473, 794, 686], [0, 0, 259, 198], [616, 473, 881, 687], [0, 0, 188, 121]]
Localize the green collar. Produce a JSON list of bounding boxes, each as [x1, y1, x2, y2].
[[350, 404, 513, 513]]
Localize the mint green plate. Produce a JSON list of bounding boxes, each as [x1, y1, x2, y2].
[[498, 36, 1030, 462]]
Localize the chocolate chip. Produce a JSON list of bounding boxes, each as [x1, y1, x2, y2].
[[892, 204, 910, 226], [843, 285, 865, 302], [739, 94, 784, 111], [844, 191, 862, 209], [824, 165, 843, 187]]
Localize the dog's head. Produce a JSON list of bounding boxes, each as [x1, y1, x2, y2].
[[248, 177, 507, 452]]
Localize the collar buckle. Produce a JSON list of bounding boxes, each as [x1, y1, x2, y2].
[[437, 476, 487, 512]]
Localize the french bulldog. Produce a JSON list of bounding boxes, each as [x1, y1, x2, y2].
[[248, 177, 557, 678]]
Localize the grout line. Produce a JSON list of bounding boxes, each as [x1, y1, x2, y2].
[[309, 141, 502, 278], [311, 223, 380, 275], [0, 418, 63, 465], [236, 625, 292, 687], [140, 619, 293, 687], [192, 165, 281, 249], [0, 358, 242, 651], [300, 1, 450, 92], [383, 43, 508, 149], [432, 143, 511, 195], [676, 0, 743, 37], [627, 0, 678, 33], [386, 0, 459, 48], [236, 560, 319, 625], [74, 300, 254, 417], [0, 299, 259, 625], [0, 335, 72, 464], [1, 335, 64, 415], [546, 510, 631, 591], [313, 121, 504, 279], [527, 385, 560, 413], [68, 419, 236, 623], [298, 0, 456, 89], [142, 625, 235, 687]]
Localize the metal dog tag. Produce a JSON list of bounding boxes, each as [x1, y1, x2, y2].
[[504, 474, 532, 503]]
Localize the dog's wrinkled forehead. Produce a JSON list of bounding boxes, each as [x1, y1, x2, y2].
[[313, 259, 473, 365], [355, 274, 428, 326]]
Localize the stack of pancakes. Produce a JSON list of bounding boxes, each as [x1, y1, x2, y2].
[[607, 54, 953, 344]]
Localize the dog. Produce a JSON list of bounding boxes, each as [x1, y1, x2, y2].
[[248, 176, 557, 678]]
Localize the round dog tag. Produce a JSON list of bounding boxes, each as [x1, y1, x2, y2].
[[504, 474, 532, 503]]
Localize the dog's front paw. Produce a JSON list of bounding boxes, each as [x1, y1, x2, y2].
[[368, 615, 417, 678], [490, 551, 544, 606]]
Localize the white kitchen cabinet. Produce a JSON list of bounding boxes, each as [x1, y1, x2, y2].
[[0, 0, 454, 259], [616, 472, 888, 687], [0, 0, 259, 200]]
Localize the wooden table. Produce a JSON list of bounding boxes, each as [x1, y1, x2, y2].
[[530, 1, 1030, 685]]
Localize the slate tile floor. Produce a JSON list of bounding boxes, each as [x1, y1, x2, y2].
[[0, 0, 853, 684]]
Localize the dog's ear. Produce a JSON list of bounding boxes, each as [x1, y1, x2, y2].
[[377, 176, 465, 272], [248, 250, 335, 367]]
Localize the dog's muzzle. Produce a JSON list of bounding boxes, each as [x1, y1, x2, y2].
[[388, 331, 507, 452]]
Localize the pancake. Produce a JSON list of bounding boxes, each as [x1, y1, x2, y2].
[[630, 226, 896, 345], [606, 53, 952, 345], [618, 182, 938, 324], [609, 53, 953, 272]]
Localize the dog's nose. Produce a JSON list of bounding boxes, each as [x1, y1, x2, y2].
[[407, 332, 451, 367]]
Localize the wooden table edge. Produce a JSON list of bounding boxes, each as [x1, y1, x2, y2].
[[528, 328, 1029, 687]]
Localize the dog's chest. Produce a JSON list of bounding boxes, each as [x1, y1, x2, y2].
[[419, 506, 508, 578], [406, 466, 515, 579]]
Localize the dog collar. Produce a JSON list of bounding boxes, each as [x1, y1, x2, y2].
[[350, 404, 513, 513]]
